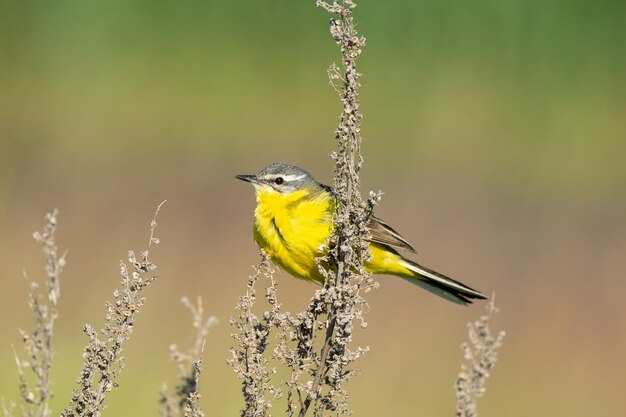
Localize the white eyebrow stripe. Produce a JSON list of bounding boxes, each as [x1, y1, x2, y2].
[[281, 174, 307, 182]]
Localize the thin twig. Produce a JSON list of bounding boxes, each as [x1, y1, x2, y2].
[[455, 295, 506, 417], [161, 297, 217, 417], [6, 210, 65, 417], [60, 205, 163, 417]]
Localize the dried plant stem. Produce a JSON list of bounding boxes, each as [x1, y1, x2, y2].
[[455, 296, 506, 417], [295, 1, 379, 416], [230, 2, 378, 416], [229, 252, 279, 417], [160, 296, 217, 417], [60, 202, 164, 417], [297, 317, 335, 417], [181, 361, 205, 417], [4, 210, 66, 417]]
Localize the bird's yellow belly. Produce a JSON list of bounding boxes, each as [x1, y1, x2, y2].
[[254, 213, 331, 282], [253, 189, 334, 283]]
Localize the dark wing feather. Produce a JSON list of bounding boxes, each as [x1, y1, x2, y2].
[[367, 216, 416, 253]]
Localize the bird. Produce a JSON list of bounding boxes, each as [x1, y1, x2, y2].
[[236, 162, 487, 305]]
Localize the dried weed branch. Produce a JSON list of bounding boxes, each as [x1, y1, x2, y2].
[[229, 252, 280, 417], [230, 1, 379, 416], [288, 2, 379, 416], [455, 296, 506, 417], [160, 297, 217, 417], [4, 210, 66, 417], [60, 202, 165, 417]]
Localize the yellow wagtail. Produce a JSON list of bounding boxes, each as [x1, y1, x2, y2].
[[237, 163, 487, 305]]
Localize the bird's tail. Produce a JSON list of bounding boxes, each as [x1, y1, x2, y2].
[[399, 258, 487, 305]]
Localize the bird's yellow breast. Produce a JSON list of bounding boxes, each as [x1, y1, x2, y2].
[[253, 187, 334, 282]]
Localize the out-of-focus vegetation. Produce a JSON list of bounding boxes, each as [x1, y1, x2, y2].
[[1, 1, 624, 417]]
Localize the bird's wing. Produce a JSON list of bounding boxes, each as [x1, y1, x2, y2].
[[367, 216, 416, 253]]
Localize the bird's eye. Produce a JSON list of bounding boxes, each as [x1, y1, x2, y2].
[[274, 177, 284, 185]]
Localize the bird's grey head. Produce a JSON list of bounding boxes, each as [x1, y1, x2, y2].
[[236, 162, 318, 194]]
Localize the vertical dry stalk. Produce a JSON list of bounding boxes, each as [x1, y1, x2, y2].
[[229, 252, 280, 417], [455, 297, 506, 417], [60, 202, 165, 417], [292, 1, 379, 416], [160, 296, 217, 417], [181, 361, 205, 417], [4, 210, 66, 417], [230, 1, 378, 416]]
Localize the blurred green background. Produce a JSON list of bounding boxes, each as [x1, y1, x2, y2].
[[1, 0, 625, 416]]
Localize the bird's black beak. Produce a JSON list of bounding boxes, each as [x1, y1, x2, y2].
[[236, 174, 259, 184]]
